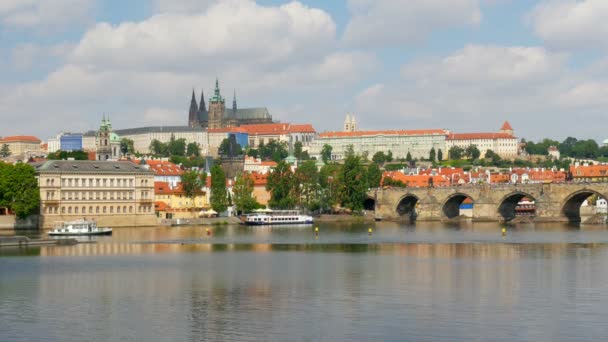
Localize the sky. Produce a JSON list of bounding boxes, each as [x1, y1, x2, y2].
[[1, 0, 608, 142]]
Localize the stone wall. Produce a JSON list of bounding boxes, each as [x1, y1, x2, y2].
[[0, 215, 39, 230]]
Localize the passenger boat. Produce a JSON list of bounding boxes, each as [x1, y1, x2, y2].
[[49, 220, 113, 236], [243, 210, 314, 226]]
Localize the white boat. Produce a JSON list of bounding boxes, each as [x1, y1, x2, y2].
[[243, 210, 314, 226], [49, 220, 113, 236]]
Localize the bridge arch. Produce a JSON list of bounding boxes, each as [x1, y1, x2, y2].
[[364, 196, 376, 211], [562, 189, 607, 224], [498, 191, 536, 221], [396, 194, 419, 221], [441, 193, 475, 219]]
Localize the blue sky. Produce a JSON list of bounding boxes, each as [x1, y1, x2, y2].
[[1, 0, 608, 141]]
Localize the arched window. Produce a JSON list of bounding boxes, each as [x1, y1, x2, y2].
[[75, 207, 78, 214], [96, 207, 100, 214], [82, 206, 86, 214], [110, 206, 114, 213], [89, 206, 93, 214], [103, 206, 106, 213], [68, 207, 72, 214], [61, 207, 65, 214], [117, 206, 121, 213], [129, 206, 133, 213]]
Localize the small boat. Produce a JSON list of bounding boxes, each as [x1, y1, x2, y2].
[[243, 210, 313, 226], [49, 220, 112, 236]]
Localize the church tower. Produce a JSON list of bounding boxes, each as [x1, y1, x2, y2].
[[96, 115, 113, 161], [344, 113, 357, 132], [198, 89, 208, 127], [208, 78, 226, 129], [188, 89, 199, 127]]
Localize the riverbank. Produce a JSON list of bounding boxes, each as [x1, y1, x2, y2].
[[314, 213, 375, 223]]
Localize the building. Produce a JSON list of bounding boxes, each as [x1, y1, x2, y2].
[[136, 159, 183, 187], [243, 156, 277, 174], [188, 78, 273, 129], [570, 164, 608, 182], [548, 146, 560, 160], [154, 181, 208, 219], [0, 135, 42, 156], [34, 160, 157, 228], [90, 126, 209, 155], [95, 116, 122, 161], [309, 129, 448, 161], [344, 114, 357, 132], [446, 121, 518, 159]]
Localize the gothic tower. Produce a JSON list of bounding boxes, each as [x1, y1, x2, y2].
[[96, 115, 113, 160], [188, 89, 199, 127], [208, 78, 226, 129], [226, 89, 238, 127], [198, 89, 208, 127]]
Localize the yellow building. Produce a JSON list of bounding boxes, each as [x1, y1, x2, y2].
[[34, 160, 157, 228], [154, 181, 208, 219], [0, 135, 42, 156]]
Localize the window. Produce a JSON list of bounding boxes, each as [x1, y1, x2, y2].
[[96, 207, 100, 214], [68, 207, 72, 214], [103, 206, 106, 213], [62, 207, 65, 214], [129, 206, 133, 213]]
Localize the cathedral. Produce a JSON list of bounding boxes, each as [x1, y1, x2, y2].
[[188, 79, 273, 129]]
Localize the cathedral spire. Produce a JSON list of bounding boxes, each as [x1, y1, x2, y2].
[[199, 89, 206, 113], [232, 89, 237, 112], [188, 88, 199, 127], [214, 78, 220, 96]]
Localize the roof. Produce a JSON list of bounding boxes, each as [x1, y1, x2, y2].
[[225, 108, 272, 120], [136, 160, 183, 176], [0, 135, 41, 143], [155, 201, 170, 211], [84, 126, 202, 137], [238, 123, 316, 135], [33, 160, 153, 174], [318, 129, 447, 138], [501, 121, 513, 131], [154, 181, 205, 195], [447, 133, 515, 140]]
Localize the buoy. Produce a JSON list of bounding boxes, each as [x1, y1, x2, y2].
[[501, 227, 506, 235], [315, 227, 319, 232], [368, 227, 373, 235], [206, 228, 211, 236]]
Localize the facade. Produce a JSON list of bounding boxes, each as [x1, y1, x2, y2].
[[0, 135, 42, 156], [243, 156, 277, 174], [309, 129, 448, 161], [60, 134, 83, 151], [548, 146, 560, 160], [188, 78, 273, 128], [98, 126, 209, 155], [446, 121, 518, 159], [34, 160, 157, 228], [154, 181, 208, 219], [570, 164, 608, 182], [136, 159, 183, 187], [95, 117, 121, 161]]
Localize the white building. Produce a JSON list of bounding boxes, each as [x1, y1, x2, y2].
[[88, 126, 209, 155], [243, 156, 277, 174], [445, 121, 518, 159], [309, 129, 448, 161]]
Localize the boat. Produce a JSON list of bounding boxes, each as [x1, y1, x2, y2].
[[49, 219, 113, 236], [243, 210, 314, 226]]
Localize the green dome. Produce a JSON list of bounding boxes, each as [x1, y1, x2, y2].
[[110, 132, 121, 142], [284, 155, 297, 164]]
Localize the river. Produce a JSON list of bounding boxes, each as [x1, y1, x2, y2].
[[2, 222, 608, 341]]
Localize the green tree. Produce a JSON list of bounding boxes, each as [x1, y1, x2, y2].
[[1, 144, 12, 157], [437, 148, 443, 162], [406, 151, 412, 162], [321, 144, 332, 164], [372, 151, 386, 165], [233, 173, 259, 214], [386, 150, 393, 162], [149, 139, 167, 156], [210, 165, 228, 213], [429, 147, 436, 162], [47, 150, 89, 160], [465, 145, 481, 160], [181, 170, 206, 216], [120, 138, 134, 155], [267, 161, 296, 209], [339, 150, 367, 212], [186, 142, 201, 157], [0, 163, 39, 219], [219, 136, 243, 157], [319, 163, 341, 212], [294, 141, 303, 160], [448, 146, 464, 160], [294, 160, 319, 210], [366, 163, 383, 189], [167, 135, 186, 156]]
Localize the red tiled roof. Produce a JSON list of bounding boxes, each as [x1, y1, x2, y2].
[[154, 181, 204, 195], [501, 121, 513, 130], [447, 133, 514, 140], [155, 201, 170, 211], [319, 129, 447, 138], [0, 135, 41, 143], [135, 160, 183, 176]]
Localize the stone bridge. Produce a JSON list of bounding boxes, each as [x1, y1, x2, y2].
[[367, 183, 608, 223]]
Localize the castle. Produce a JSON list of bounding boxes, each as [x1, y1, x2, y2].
[[188, 79, 273, 129]]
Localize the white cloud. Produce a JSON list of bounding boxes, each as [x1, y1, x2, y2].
[[10, 42, 73, 71], [71, 0, 336, 71], [153, 0, 218, 13], [530, 0, 608, 50], [343, 0, 481, 47], [0, 1, 376, 137], [0, 0, 94, 30]]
